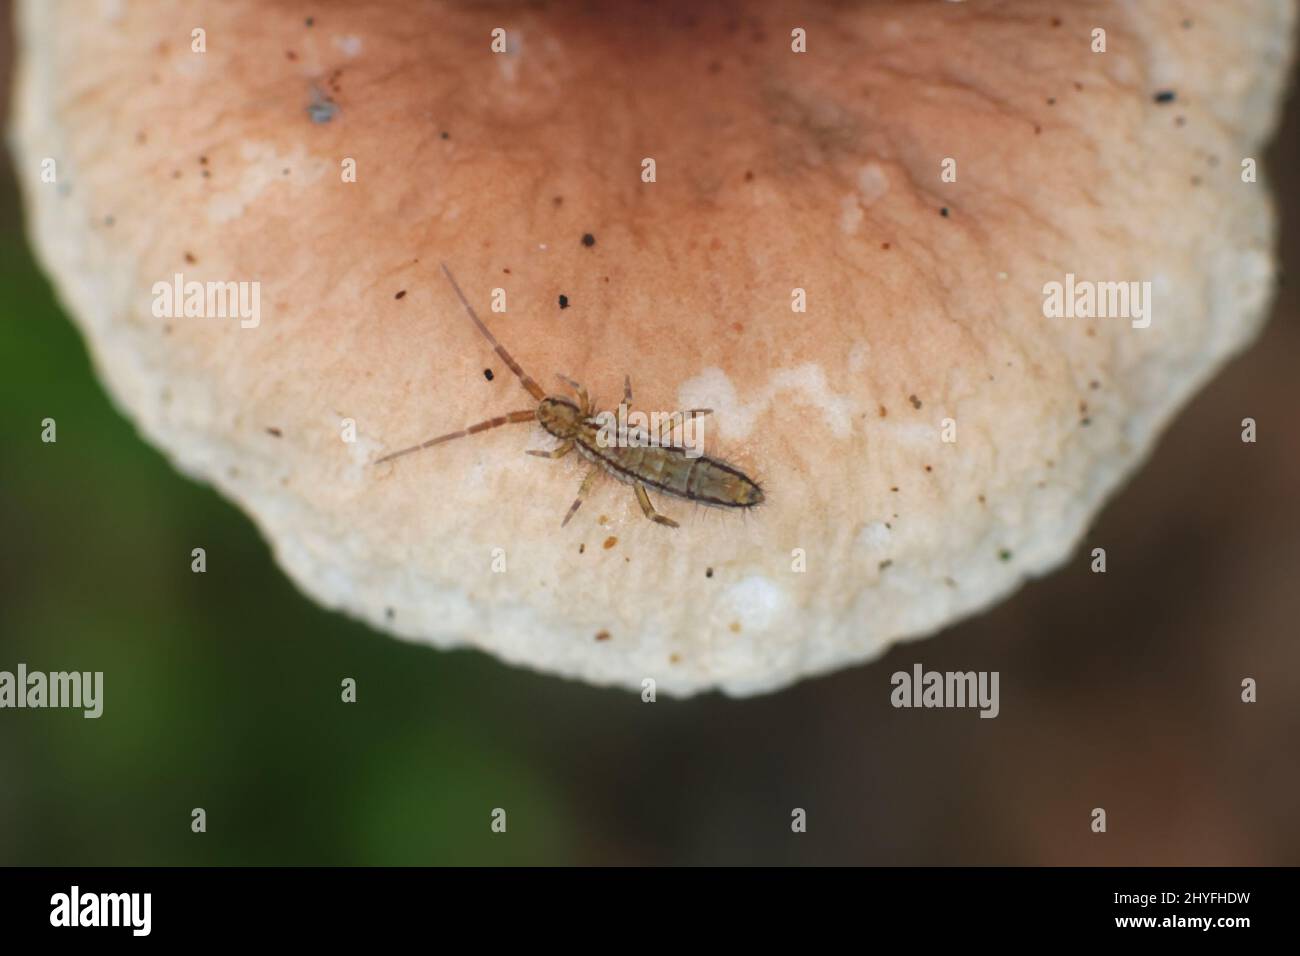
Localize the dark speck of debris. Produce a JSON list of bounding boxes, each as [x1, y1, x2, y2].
[[104, 215, 115, 227], [879, 560, 893, 571], [484, 368, 494, 381], [581, 233, 596, 247], [266, 427, 282, 437], [999, 549, 1013, 562], [306, 17, 315, 27], [578, 543, 585, 554], [1154, 90, 1177, 104], [1081, 417, 1092, 427], [940, 207, 950, 217], [595, 630, 611, 642], [1046, 97, 1056, 106], [184, 251, 196, 264], [201, 169, 210, 179], [1182, 18, 1193, 29], [553, 195, 564, 207], [440, 131, 450, 140], [286, 50, 298, 61], [706, 567, 714, 578], [558, 294, 570, 310], [909, 394, 922, 409], [385, 607, 395, 621], [1050, 16, 1063, 27], [394, 290, 407, 300]]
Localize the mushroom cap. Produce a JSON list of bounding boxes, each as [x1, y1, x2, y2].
[[12, 0, 1295, 695]]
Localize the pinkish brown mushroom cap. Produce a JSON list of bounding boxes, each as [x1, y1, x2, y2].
[[10, 0, 1295, 694]]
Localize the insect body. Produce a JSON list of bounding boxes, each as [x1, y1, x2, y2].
[[376, 263, 765, 528]]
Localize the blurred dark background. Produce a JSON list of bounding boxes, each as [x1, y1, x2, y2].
[[1, 7, 1297, 865]]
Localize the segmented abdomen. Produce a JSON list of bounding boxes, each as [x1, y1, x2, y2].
[[576, 430, 763, 508]]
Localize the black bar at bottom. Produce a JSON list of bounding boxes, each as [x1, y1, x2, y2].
[[0, 866, 1283, 941]]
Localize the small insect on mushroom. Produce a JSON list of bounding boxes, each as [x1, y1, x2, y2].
[[375, 264, 765, 528]]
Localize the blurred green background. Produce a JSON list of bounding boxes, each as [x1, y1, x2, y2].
[[2, 6, 1298, 865]]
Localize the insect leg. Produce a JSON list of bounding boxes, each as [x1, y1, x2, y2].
[[556, 374, 590, 413], [375, 409, 536, 464], [527, 440, 574, 460], [612, 374, 634, 437], [561, 467, 601, 527], [634, 482, 680, 529], [440, 264, 545, 402]]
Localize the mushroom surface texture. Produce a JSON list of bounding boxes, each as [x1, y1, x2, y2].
[[11, 0, 1296, 695]]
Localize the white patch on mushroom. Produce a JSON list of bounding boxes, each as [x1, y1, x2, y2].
[[857, 163, 889, 204], [333, 35, 363, 58], [839, 194, 864, 235], [678, 365, 855, 440], [856, 520, 892, 554], [206, 143, 329, 223], [848, 342, 871, 373], [711, 575, 790, 634], [840, 163, 889, 234], [498, 32, 522, 85]]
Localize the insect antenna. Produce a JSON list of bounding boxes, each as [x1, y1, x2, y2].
[[441, 262, 546, 402], [375, 409, 536, 464]]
